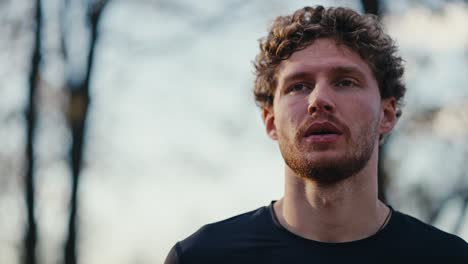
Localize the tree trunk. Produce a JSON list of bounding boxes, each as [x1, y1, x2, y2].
[[64, 2, 108, 264], [24, 0, 42, 263], [377, 143, 388, 203], [361, 0, 380, 15], [360, 0, 389, 202]]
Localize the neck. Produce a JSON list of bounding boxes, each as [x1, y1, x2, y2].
[[274, 150, 390, 243]]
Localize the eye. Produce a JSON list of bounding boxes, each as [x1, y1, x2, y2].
[[286, 83, 311, 94], [335, 79, 359, 88]]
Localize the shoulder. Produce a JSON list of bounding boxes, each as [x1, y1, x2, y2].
[[175, 205, 273, 263], [184, 204, 271, 244], [392, 210, 468, 255]]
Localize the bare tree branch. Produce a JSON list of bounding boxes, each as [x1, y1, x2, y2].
[[23, 0, 42, 263], [63, 1, 110, 263], [453, 197, 468, 234], [59, 0, 71, 61], [361, 0, 380, 15]]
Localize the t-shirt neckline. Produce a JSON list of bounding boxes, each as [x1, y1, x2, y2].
[[268, 200, 396, 247]]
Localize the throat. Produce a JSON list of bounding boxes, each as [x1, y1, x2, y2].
[[275, 198, 388, 243]]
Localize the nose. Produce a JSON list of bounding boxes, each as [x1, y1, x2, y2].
[[307, 83, 336, 115]]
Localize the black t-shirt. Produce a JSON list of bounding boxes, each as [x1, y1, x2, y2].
[[164, 202, 468, 264]]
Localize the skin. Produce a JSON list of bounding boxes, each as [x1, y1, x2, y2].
[[262, 38, 397, 243]]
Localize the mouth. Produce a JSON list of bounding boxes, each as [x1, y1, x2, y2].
[[303, 122, 343, 143]]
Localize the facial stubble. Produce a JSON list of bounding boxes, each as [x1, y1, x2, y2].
[[278, 119, 379, 185]]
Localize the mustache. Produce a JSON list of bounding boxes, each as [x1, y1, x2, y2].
[[296, 113, 349, 138]]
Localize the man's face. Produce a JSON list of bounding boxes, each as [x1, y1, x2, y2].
[[263, 38, 396, 183]]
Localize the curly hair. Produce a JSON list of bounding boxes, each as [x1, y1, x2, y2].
[[254, 6, 406, 117]]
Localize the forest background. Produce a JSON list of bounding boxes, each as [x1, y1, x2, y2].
[[1, 0, 467, 263]]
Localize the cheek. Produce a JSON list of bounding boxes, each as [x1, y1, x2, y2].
[[342, 97, 381, 131], [275, 98, 308, 136], [286, 99, 308, 124]]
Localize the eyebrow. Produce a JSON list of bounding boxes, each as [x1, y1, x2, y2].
[[331, 66, 367, 78], [280, 71, 312, 85], [280, 65, 367, 86]]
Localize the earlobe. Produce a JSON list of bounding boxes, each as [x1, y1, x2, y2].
[[263, 107, 278, 140], [379, 98, 397, 135]]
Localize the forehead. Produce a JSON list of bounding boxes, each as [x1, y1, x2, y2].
[[276, 38, 375, 82]]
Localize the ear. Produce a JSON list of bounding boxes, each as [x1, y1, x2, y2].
[[262, 107, 278, 140], [379, 97, 397, 136]]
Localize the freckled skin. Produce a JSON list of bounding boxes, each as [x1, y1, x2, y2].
[[264, 38, 393, 183]]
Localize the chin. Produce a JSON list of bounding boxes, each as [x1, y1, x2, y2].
[[303, 150, 343, 162]]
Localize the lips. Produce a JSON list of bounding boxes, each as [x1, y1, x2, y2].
[[304, 122, 343, 137]]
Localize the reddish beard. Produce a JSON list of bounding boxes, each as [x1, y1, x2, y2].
[[278, 113, 379, 184]]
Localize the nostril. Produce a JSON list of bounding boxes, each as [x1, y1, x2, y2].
[[308, 105, 318, 114], [308, 102, 334, 114]]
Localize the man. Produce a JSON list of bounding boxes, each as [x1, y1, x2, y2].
[[165, 5, 468, 263]]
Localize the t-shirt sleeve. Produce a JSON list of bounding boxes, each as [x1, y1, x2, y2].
[[163, 243, 180, 264]]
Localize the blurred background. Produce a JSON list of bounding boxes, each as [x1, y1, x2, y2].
[[1, 0, 467, 263]]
